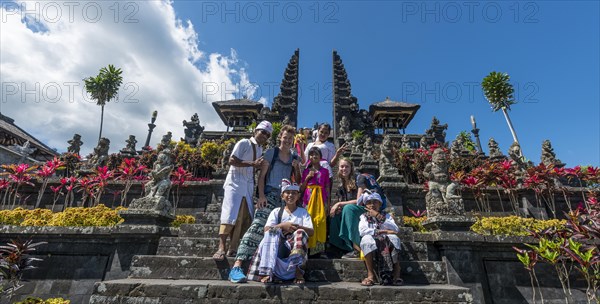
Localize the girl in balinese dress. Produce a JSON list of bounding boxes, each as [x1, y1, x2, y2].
[[358, 192, 402, 286], [300, 146, 330, 256], [247, 179, 313, 284]]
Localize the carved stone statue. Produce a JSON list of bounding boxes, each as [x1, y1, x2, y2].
[[379, 135, 400, 179], [88, 138, 110, 167], [508, 142, 529, 170], [363, 137, 373, 159], [423, 148, 463, 217], [221, 142, 234, 169], [144, 151, 174, 199], [425, 116, 448, 145], [352, 136, 363, 155], [128, 149, 175, 217], [338, 116, 350, 140], [183, 114, 204, 147], [160, 132, 173, 150], [419, 136, 429, 150], [541, 140, 564, 167], [282, 115, 291, 126], [488, 138, 504, 159], [120, 135, 138, 157], [401, 134, 411, 150], [450, 136, 467, 158], [67, 134, 83, 154], [11, 141, 36, 163], [421, 148, 474, 231]]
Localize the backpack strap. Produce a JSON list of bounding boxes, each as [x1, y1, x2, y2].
[[277, 206, 286, 225]]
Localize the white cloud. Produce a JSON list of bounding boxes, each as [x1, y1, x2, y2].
[[0, 0, 250, 155]]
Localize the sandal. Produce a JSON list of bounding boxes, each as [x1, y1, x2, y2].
[[393, 278, 404, 286], [212, 249, 226, 261], [294, 277, 305, 285], [226, 250, 237, 257], [260, 276, 270, 283], [360, 277, 375, 286]]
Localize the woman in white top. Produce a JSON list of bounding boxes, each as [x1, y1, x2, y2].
[[247, 179, 314, 284]]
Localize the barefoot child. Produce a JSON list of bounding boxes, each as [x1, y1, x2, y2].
[[358, 192, 402, 286], [301, 146, 330, 256], [247, 179, 314, 284]]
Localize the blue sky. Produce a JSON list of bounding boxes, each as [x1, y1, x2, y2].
[[1, 1, 598, 167], [172, 1, 599, 166]]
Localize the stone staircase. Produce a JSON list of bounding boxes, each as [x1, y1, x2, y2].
[[90, 196, 473, 303]]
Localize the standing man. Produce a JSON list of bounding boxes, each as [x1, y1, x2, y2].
[[213, 121, 272, 261], [228, 125, 301, 283]]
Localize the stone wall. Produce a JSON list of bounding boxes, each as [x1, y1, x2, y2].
[[0, 225, 176, 304]]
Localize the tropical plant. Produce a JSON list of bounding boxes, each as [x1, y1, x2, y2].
[[481, 72, 521, 152], [84, 64, 123, 142], [0, 239, 46, 297]]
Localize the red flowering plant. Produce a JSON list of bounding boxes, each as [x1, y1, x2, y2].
[[523, 164, 566, 218], [34, 157, 65, 208], [91, 166, 114, 206], [514, 195, 600, 304], [170, 166, 192, 210], [1, 164, 37, 209], [61, 176, 77, 209], [76, 177, 96, 207], [116, 158, 147, 206]]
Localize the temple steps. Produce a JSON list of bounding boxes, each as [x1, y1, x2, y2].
[[89, 279, 472, 304], [129, 256, 447, 284], [156, 236, 428, 261]]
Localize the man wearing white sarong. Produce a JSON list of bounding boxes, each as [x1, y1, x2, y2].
[[213, 121, 272, 261]]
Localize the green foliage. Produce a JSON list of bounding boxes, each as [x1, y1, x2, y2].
[[351, 130, 364, 141], [84, 64, 123, 107], [457, 131, 477, 152], [471, 216, 566, 236], [481, 71, 515, 112], [271, 122, 282, 143]]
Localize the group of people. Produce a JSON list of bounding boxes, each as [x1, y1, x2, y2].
[[214, 121, 403, 287]]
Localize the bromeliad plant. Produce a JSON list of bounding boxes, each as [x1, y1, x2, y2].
[[34, 157, 64, 209], [1, 164, 37, 209], [513, 196, 600, 304], [116, 158, 147, 207], [171, 166, 192, 211], [0, 239, 46, 297]]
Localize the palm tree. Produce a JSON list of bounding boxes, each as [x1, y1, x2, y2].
[[85, 65, 123, 142], [481, 72, 520, 149]]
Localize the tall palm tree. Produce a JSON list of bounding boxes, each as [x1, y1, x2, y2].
[[85, 65, 123, 142], [481, 72, 520, 149]]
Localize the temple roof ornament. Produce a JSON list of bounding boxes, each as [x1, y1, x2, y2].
[[369, 97, 421, 133]]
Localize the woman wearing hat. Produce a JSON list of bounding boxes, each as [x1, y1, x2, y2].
[[358, 192, 402, 286], [247, 179, 313, 284]]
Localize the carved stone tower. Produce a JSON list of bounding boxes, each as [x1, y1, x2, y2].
[[264, 49, 300, 127]]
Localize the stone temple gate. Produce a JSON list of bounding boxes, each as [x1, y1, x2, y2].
[[212, 49, 422, 145]]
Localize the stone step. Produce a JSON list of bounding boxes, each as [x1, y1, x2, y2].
[[129, 256, 447, 284], [195, 212, 221, 224], [179, 224, 220, 236], [157, 236, 428, 261], [90, 279, 472, 304]]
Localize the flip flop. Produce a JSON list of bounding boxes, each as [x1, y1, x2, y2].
[[226, 250, 237, 257], [212, 249, 226, 261], [394, 278, 404, 286], [294, 277, 305, 285], [361, 277, 375, 286]]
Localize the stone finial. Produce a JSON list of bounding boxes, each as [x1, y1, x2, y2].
[[221, 142, 235, 169], [11, 140, 36, 163], [401, 134, 411, 150], [488, 138, 504, 159], [89, 138, 110, 167], [541, 139, 564, 167], [419, 136, 429, 149], [120, 135, 138, 157]]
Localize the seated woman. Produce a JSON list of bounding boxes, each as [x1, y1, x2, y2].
[[329, 163, 388, 259], [247, 179, 314, 284], [358, 192, 402, 286]]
